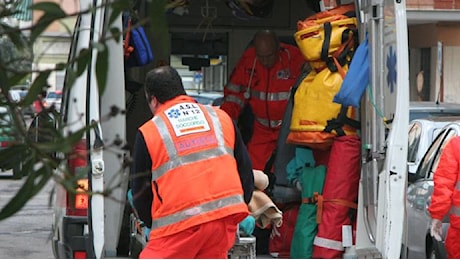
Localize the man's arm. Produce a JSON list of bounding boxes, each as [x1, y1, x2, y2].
[[131, 131, 153, 228], [428, 137, 459, 220], [220, 50, 252, 120], [232, 121, 254, 203]]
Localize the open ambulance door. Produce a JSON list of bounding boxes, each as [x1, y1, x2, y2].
[[88, 0, 128, 257], [356, 0, 409, 258]]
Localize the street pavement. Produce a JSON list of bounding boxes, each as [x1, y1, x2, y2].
[[0, 169, 55, 258]]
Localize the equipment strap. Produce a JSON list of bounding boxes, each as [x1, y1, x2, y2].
[[302, 192, 358, 224]]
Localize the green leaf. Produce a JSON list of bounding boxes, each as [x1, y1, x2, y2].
[[64, 68, 77, 92], [55, 63, 66, 70], [76, 49, 91, 76], [3, 25, 29, 51], [29, 71, 51, 95], [8, 72, 30, 87], [0, 145, 29, 170], [109, 27, 122, 43], [0, 166, 52, 221], [30, 16, 55, 43], [29, 2, 67, 16], [20, 72, 49, 105], [95, 46, 108, 95], [108, 0, 130, 26], [29, 3, 67, 42]]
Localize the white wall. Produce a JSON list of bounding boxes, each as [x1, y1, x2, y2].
[[442, 46, 460, 103]]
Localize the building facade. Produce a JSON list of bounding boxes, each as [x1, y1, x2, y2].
[[27, 0, 460, 101]]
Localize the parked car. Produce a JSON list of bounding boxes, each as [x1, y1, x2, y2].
[[186, 90, 223, 107], [403, 121, 460, 258], [8, 88, 34, 117], [407, 116, 460, 182], [409, 101, 460, 121], [43, 90, 62, 111], [0, 105, 25, 178]]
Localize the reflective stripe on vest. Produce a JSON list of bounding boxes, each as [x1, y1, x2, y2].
[[151, 106, 233, 181], [223, 94, 245, 108], [250, 89, 290, 102], [255, 118, 283, 128], [151, 194, 244, 229], [226, 82, 243, 93], [313, 236, 344, 251]]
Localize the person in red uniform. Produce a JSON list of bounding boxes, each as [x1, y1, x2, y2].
[[131, 65, 254, 259], [33, 91, 46, 114], [428, 136, 460, 258], [220, 30, 305, 171], [220, 29, 305, 255]]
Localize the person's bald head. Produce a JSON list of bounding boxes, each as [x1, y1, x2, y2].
[[253, 30, 280, 68]]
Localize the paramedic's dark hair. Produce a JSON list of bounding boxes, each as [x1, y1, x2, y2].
[[144, 66, 186, 103]]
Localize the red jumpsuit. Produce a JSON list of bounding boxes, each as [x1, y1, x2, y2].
[[428, 136, 460, 259], [221, 43, 304, 170]]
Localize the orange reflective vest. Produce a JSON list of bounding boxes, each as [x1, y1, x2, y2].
[[139, 95, 249, 239], [221, 43, 304, 128], [428, 136, 460, 228]]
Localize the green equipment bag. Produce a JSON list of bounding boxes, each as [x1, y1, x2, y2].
[[290, 165, 327, 259]]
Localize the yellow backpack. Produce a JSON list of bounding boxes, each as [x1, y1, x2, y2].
[[287, 67, 358, 150], [295, 4, 358, 63], [287, 4, 360, 150]]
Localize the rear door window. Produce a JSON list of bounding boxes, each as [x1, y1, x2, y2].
[[408, 122, 422, 163], [415, 128, 457, 180], [61, 16, 81, 124], [415, 129, 446, 180]]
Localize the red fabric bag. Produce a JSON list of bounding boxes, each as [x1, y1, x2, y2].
[[312, 135, 361, 258]]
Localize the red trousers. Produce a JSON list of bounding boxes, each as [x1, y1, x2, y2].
[[247, 122, 279, 170], [446, 225, 460, 259], [139, 217, 237, 259]]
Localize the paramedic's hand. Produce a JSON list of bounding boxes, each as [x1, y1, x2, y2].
[[239, 216, 256, 236], [430, 219, 442, 242]]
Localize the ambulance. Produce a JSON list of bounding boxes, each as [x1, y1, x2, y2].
[[51, 0, 409, 258]]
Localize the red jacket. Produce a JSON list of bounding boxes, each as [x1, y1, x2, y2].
[[221, 43, 304, 129], [428, 136, 460, 228], [139, 95, 249, 238]]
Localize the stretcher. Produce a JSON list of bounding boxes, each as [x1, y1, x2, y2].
[[228, 228, 257, 259]]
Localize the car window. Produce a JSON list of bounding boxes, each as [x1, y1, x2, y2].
[[415, 129, 447, 180], [19, 91, 27, 99], [415, 128, 457, 180], [46, 92, 62, 99], [408, 122, 422, 163], [428, 129, 458, 180]]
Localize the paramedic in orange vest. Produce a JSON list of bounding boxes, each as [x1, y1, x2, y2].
[[131, 66, 254, 259], [428, 136, 460, 258], [220, 30, 305, 171]]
